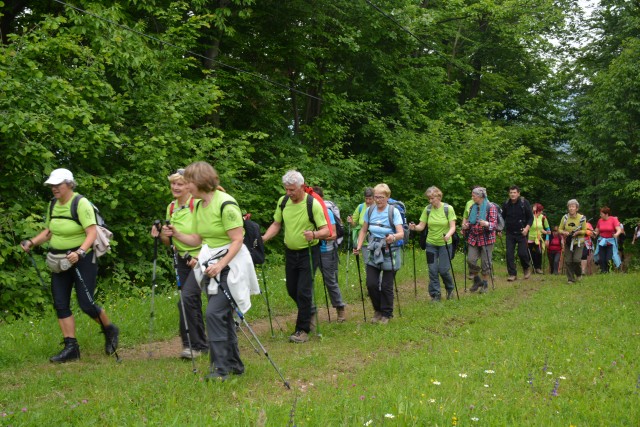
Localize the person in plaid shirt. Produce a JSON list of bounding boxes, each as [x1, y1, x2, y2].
[[463, 187, 498, 293]]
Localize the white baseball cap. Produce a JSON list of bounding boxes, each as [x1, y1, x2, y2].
[[44, 168, 74, 185]]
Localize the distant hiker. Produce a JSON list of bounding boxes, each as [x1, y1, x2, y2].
[[632, 221, 640, 245], [558, 199, 589, 284], [347, 187, 374, 259], [462, 187, 498, 293], [20, 168, 119, 363], [502, 185, 534, 281], [528, 203, 550, 274], [593, 206, 623, 273], [168, 161, 259, 381], [353, 184, 404, 324], [312, 187, 347, 322], [547, 226, 563, 275], [581, 221, 595, 275], [151, 168, 208, 359], [409, 186, 457, 302], [262, 170, 330, 343]]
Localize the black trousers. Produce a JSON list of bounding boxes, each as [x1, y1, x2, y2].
[[506, 233, 530, 276], [285, 245, 320, 333]]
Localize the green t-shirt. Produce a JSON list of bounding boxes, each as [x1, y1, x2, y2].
[[194, 191, 244, 248], [419, 203, 457, 247], [274, 194, 328, 250], [46, 193, 97, 251], [166, 196, 202, 256], [462, 199, 474, 221], [528, 214, 550, 243], [351, 202, 370, 246]]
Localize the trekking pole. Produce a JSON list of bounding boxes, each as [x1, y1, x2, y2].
[[387, 241, 402, 317], [259, 264, 280, 337], [316, 246, 332, 322], [149, 220, 162, 356], [481, 228, 496, 290], [68, 255, 121, 363], [443, 235, 460, 300], [345, 224, 351, 291], [355, 253, 367, 322], [308, 245, 321, 337], [23, 247, 47, 289], [234, 319, 260, 355], [463, 232, 468, 292], [167, 222, 197, 374], [527, 246, 536, 274], [412, 232, 417, 297], [217, 279, 291, 389]]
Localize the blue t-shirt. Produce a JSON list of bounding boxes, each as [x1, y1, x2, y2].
[[320, 210, 336, 253], [365, 205, 403, 239]]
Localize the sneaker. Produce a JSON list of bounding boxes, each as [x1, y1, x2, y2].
[[378, 316, 390, 325], [535, 268, 543, 274], [567, 280, 575, 284], [370, 311, 383, 324], [507, 275, 517, 282], [205, 370, 229, 382], [180, 348, 206, 359], [336, 306, 346, 323], [289, 330, 309, 343], [470, 275, 482, 292], [524, 268, 532, 279], [103, 324, 119, 355]]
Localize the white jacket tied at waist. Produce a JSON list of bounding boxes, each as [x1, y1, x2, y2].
[[197, 243, 260, 313]]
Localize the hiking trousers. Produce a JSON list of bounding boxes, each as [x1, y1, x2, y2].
[[506, 232, 530, 276], [365, 265, 395, 318], [316, 250, 345, 308], [285, 245, 320, 333], [425, 243, 454, 298]]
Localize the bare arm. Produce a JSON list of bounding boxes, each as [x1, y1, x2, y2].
[[262, 221, 282, 243]]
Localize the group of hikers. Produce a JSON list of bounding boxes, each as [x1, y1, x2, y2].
[[20, 164, 633, 382]]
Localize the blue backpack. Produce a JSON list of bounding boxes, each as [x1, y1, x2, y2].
[[367, 198, 409, 247]]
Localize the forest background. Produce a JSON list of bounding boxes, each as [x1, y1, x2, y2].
[[1, 0, 639, 320]]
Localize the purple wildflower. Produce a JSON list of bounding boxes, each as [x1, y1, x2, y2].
[[542, 356, 548, 373], [21, 407, 27, 413], [528, 372, 534, 391], [551, 379, 559, 397]]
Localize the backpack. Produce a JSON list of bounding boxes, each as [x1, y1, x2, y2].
[[324, 200, 344, 246], [366, 199, 409, 247], [48, 194, 113, 257], [418, 204, 460, 258], [490, 202, 506, 232], [196, 200, 266, 266], [169, 197, 195, 216]]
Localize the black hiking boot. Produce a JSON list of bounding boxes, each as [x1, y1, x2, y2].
[[50, 337, 80, 363], [103, 324, 120, 355], [479, 280, 489, 294], [470, 275, 482, 292]]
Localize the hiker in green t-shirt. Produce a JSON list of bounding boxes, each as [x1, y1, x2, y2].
[[20, 168, 119, 363], [347, 187, 374, 257], [262, 170, 330, 343]]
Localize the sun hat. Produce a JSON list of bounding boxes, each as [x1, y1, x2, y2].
[[44, 168, 74, 185]]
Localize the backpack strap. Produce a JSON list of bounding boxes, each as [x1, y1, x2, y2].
[[279, 194, 315, 228], [49, 194, 84, 226], [387, 204, 396, 232], [221, 200, 239, 216]]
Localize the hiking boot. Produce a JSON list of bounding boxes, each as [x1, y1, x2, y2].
[[103, 324, 119, 355], [430, 295, 441, 303], [289, 330, 309, 343], [378, 316, 390, 325], [535, 268, 543, 274], [336, 306, 346, 323], [507, 275, 516, 282], [181, 347, 206, 360], [479, 280, 489, 294], [370, 311, 383, 324], [50, 337, 80, 363], [470, 275, 482, 292], [446, 289, 454, 300], [524, 268, 532, 279]]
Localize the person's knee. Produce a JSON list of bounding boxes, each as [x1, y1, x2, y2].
[[79, 302, 101, 318], [55, 307, 72, 318]]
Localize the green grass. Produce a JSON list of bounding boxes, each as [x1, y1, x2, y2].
[[1, 251, 639, 426]]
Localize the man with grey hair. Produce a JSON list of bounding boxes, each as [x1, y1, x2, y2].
[[558, 199, 588, 283], [262, 170, 330, 343]]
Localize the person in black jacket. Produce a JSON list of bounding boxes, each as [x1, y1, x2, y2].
[[502, 185, 534, 281]]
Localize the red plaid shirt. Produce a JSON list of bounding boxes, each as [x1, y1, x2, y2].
[[467, 203, 498, 246]]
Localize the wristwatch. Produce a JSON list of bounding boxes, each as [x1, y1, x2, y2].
[[76, 248, 86, 259]]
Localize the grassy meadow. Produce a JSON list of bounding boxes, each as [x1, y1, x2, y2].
[[1, 250, 639, 426]]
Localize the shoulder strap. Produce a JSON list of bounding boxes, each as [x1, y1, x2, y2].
[[562, 214, 568, 227], [366, 205, 375, 224], [70, 194, 84, 225], [189, 197, 195, 213], [169, 201, 176, 217], [306, 194, 316, 229], [220, 200, 239, 216], [358, 203, 364, 215], [387, 204, 395, 231]]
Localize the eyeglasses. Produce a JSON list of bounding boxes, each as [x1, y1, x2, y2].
[[373, 195, 386, 200]]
